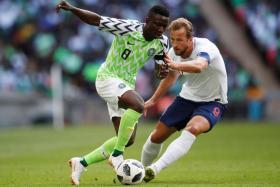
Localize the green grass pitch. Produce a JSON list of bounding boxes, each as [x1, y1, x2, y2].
[[0, 121, 280, 187]]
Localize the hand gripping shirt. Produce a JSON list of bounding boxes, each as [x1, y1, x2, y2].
[[96, 16, 169, 88], [169, 37, 228, 104]]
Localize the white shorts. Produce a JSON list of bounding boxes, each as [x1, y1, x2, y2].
[[96, 78, 133, 119]]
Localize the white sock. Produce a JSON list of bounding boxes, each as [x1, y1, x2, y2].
[[152, 130, 196, 174], [141, 134, 162, 166]]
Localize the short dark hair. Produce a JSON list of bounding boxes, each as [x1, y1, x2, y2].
[[148, 5, 169, 17]]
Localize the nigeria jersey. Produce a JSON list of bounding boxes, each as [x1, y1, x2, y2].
[[96, 16, 169, 88]]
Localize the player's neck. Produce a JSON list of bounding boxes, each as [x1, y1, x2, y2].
[[143, 26, 154, 41], [182, 39, 194, 58], [143, 33, 153, 41]]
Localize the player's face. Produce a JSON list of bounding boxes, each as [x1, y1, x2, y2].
[[144, 14, 169, 40], [170, 27, 193, 58]]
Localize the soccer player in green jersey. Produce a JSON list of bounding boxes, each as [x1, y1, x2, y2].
[[56, 0, 169, 185]]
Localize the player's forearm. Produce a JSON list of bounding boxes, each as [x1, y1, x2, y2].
[[150, 72, 178, 102], [173, 59, 208, 73], [176, 61, 202, 73], [70, 7, 101, 26]]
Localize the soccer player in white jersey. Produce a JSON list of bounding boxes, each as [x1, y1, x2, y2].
[[56, 0, 169, 185], [141, 18, 228, 182]]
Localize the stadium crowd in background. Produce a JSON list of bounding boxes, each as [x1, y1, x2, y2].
[[0, 0, 277, 120], [228, 0, 280, 79]]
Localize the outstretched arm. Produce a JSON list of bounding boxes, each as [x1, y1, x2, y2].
[[144, 70, 179, 116], [56, 0, 101, 26]]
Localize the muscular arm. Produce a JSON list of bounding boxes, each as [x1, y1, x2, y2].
[[149, 70, 179, 103], [56, 0, 101, 26], [70, 7, 101, 26], [165, 55, 209, 73], [144, 60, 179, 115]]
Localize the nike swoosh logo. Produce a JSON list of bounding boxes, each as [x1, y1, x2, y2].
[[127, 41, 134, 45]]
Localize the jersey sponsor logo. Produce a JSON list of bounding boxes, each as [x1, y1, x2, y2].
[[147, 48, 156, 56], [127, 37, 135, 45], [212, 107, 220, 117], [127, 41, 134, 45], [118, 83, 126, 89]]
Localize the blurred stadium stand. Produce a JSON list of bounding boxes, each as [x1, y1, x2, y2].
[[0, 0, 279, 127]]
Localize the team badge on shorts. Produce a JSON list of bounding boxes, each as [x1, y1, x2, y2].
[[212, 107, 221, 117], [147, 48, 156, 56], [118, 83, 126, 89]]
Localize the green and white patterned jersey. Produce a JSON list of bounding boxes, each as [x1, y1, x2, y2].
[[96, 16, 169, 88]]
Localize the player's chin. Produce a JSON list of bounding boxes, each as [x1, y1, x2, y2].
[[174, 50, 182, 56], [156, 34, 163, 38], [153, 33, 162, 39]]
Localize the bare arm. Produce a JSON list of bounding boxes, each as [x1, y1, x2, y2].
[[164, 54, 208, 73], [56, 0, 101, 26], [151, 71, 179, 102], [144, 70, 179, 115]]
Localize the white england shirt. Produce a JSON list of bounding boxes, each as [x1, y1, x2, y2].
[[169, 37, 228, 104]]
